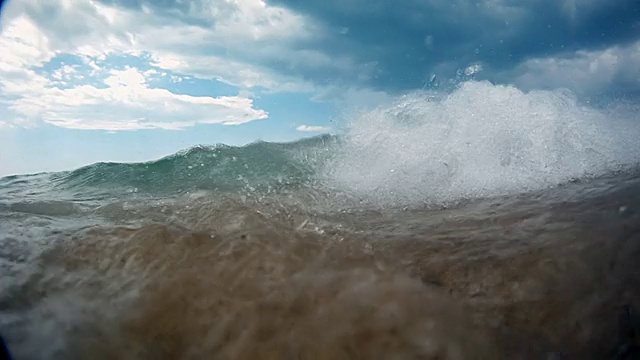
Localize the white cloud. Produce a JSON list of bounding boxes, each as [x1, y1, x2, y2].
[[0, 2, 291, 130], [8, 67, 267, 131], [513, 40, 640, 94], [0, 16, 53, 97], [1, 0, 334, 92], [52, 65, 79, 81], [149, 52, 315, 92], [296, 125, 331, 132], [0, 15, 54, 69], [0, 0, 366, 131]]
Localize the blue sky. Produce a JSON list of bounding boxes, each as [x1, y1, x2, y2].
[[0, 0, 638, 176]]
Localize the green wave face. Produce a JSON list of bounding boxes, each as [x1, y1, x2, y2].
[[48, 135, 339, 197]]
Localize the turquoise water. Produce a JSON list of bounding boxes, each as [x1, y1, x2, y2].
[[0, 135, 334, 200]]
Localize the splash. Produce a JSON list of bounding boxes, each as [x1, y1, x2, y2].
[[327, 81, 640, 207]]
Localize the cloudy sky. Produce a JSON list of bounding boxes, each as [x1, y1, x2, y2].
[[0, 0, 638, 176]]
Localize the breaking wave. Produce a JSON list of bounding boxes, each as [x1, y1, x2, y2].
[[2, 81, 639, 210], [327, 81, 640, 206]]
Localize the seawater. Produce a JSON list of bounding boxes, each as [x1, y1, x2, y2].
[[1, 81, 640, 359]]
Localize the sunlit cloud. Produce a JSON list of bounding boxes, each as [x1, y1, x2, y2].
[[0, 14, 268, 131], [15, 67, 268, 131], [513, 40, 640, 96], [296, 125, 331, 132], [0, 0, 349, 131]]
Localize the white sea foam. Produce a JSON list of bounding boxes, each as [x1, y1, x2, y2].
[[328, 81, 640, 206]]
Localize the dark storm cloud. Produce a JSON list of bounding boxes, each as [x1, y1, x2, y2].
[[267, 0, 640, 92]]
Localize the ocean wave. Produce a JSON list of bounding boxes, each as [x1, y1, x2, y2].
[[2, 81, 639, 208], [326, 81, 640, 207], [44, 135, 338, 197]]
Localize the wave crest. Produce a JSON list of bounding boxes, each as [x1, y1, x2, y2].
[[327, 81, 640, 206]]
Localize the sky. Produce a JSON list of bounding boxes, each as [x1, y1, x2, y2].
[[0, 0, 638, 176]]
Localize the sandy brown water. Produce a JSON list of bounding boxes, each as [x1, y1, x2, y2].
[[1, 172, 640, 359]]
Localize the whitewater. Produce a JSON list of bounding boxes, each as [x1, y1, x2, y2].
[[1, 81, 640, 359]]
